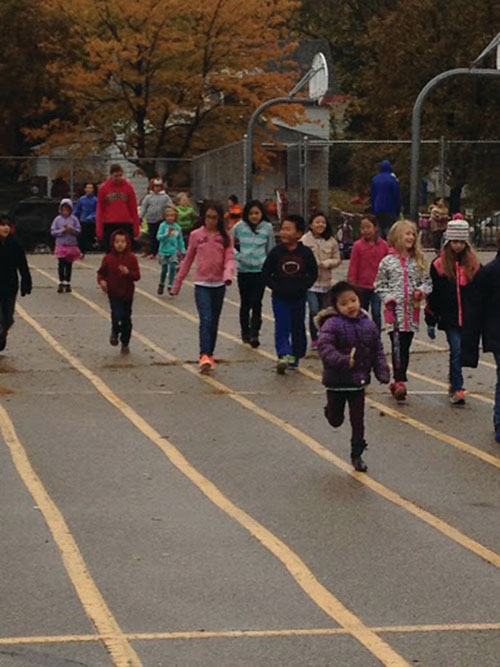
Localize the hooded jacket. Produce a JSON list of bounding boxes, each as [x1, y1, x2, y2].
[[96, 177, 140, 239], [97, 231, 140, 300], [317, 307, 390, 388], [0, 234, 32, 297], [347, 236, 389, 290], [370, 160, 401, 216], [472, 253, 500, 353], [50, 199, 81, 246], [74, 193, 97, 223], [140, 191, 173, 225], [301, 231, 341, 289]]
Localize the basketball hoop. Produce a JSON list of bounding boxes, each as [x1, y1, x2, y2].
[[309, 52, 329, 104]]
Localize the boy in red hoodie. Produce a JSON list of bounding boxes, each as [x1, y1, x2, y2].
[[97, 230, 141, 354], [96, 164, 140, 251]]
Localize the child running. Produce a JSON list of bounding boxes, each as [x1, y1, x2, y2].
[[262, 214, 318, 373], [375, 220, 431, 402], [0, 216, 32, 351], [176, 192, 197, 247], [156, 205, 185, 295], [231, 199, 275, 348], [50, 198, 81, 293], [301, 212, 341, 349], [347, 215, 388, 331], [317, 281, 390, 472], [171, 201, 235, 373], [97, 230, 141, 355], [426, 219, 479, 405]]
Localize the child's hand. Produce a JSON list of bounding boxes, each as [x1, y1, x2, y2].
[[349, 347, 356, 368], [118, 265, 129, 275], [225, 279, 232, 286], [99, 280, 108, 292], [413, 289, 423, 301], [427, 325, 436, 340]]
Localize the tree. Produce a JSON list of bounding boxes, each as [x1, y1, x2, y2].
[[31, 0, 301, 174]]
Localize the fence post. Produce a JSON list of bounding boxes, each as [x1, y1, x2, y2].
[[69, 159, 74, 201], [438, 135, 446, 198], [302, 137, 309, 220]]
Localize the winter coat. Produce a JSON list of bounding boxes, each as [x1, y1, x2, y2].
[[176, 205, 197, 231], [262, 242, 318, 301], [348, 237, 389, 290], [0, 235, 32, 297], [317, 307, 390, 389], [301, 231, 341, 289], [97, 231, 140, 300], [475, 253, 500, 353], [171, 226, 236, 294], [370, 160, 401, 216], [157, 222, 185, 257], [74, 194, 97, 223], [50, 199, 81, 247], [140, 191, 173, 225], [231, 220, 275, 273], [96, 177, 140, 239], [374, 250, 432, 332], [426, 255, 480, 331]]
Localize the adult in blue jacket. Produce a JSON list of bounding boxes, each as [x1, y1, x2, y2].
[[74, 183, 97, 253], [370, 160, 401, 239]]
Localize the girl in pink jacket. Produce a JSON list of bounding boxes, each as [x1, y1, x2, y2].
[[171, 201, 235, 373]]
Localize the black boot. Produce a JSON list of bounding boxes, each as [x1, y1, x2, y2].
[[351, 442, 368, 473]]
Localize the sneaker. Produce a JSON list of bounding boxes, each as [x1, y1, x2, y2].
[[311, 338, 318, 350], [157, 284, 164, 295], [450, 390, 466, 405], [351, 455, 368, 473], [249, 337, 260, 348], [109, 333, 119, 346], [57, 283, 64, 293], [65, 284, 72, 293], [241, 333, 251, 344], [287, 355, 298, 370], [392, 382, 407, 402], [199, 354, 212, 374], [276, 356, 289, 374], [208, 356, 216, 370], [121, 345, 130, 355]]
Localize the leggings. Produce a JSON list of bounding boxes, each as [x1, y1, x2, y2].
[[388, 331, 414, 382], [58, 259, 72, 283]]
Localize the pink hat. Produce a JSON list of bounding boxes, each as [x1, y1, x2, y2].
[[452, 212, 464, 220]]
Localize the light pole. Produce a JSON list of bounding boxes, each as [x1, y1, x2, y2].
[[409, 34, 500, 221]]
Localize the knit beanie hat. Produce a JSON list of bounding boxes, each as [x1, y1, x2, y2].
[[444, 219, 470, 245]]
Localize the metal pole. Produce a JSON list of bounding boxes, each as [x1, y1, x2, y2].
[[246, 97, 318, 202], [410, 68, 500, 221], [69, 158, 74, 201], [302, 136, 309, 220], [438, 135, 446, 198]]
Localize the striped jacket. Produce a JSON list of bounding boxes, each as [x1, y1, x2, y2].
[[231, 220, 275, 273]]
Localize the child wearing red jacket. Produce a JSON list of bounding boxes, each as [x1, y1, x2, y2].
[[97, 230, 141, 354]]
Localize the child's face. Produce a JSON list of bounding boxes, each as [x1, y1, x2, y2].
[[165, 208, 176, 223], [336, 290, 361, 318], [205, 208, 219, 230], [153, 184, 162, 193], [178, 194, 188, 206], [248, 206, 263, 225], [85, 184, 94, 196], [280, 220, 301, 246], [111, 170, 124, 184], [310, 216, 327, 237], [403, 228, 416, 250], [450, 240, 466, 253], [360, 219, 376, 241], [113, 235, 128, 252], [0, 222, 10, 239], [61, 205, 72, 217]]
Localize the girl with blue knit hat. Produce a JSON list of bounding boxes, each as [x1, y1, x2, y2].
[[426, 217, 480, 405]]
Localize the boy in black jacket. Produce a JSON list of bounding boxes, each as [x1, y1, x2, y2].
[[0, 216, 32, 350], [262, 214, 318, 373]]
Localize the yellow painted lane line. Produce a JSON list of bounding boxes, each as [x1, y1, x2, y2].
[[0, 405, 142, 667], [3, 620, 500, 647], [16, 302, 409, 667], [30, 268, 500, 573]]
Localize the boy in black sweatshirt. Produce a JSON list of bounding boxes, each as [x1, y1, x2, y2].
[[0, 216, 32, 351], [262, 214, 318, 373]]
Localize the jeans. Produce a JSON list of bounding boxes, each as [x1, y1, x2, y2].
[[194, 285, 226, 356], [58, 258, 72, 283], [307, 291, 327, 341], [159, 256, 178, 288], [494, 352, 500, 432], [103, 224, 134, 252], [388, 331, 414, 382], [446, 328, 464, 393], [237, 272, 265, 339], [359, 288, 382, 331], [272, 295, 307, 361], [324, 389, 366, 452], [0, 293, 16, 351], [148, 221, 160, 256], [108, 296, 133, 346]]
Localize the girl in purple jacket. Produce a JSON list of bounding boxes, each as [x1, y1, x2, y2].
[[317, 281, 390, 472]]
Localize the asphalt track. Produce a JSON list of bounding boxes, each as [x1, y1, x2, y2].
[[1, 252, 500, 666]]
